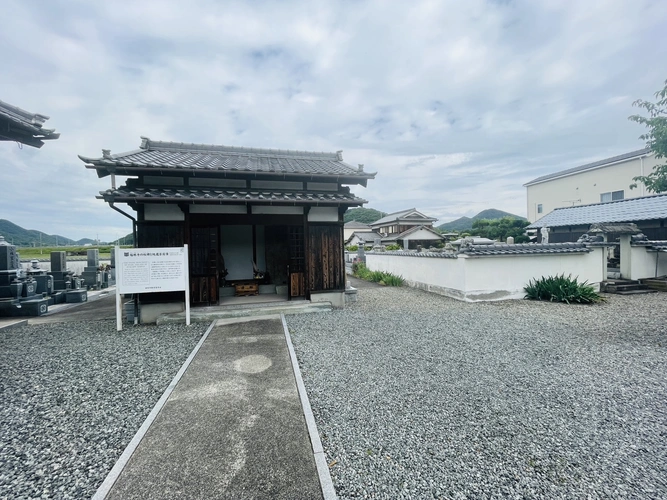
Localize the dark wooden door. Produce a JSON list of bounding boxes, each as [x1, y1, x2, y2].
[[288, 226, 305, 298], [307, 225, 344, 292], [190, 227, 218, 305]]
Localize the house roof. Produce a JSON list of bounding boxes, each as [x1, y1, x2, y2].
[[382, 225, 443, 241], [370, 208, 437, 227], [0, 99, 60, 148], [344, 221, 372, 229], [79, 137, 376, 186], [98, 185, 367, 207], [527, 193, 667, 229], [524, 148, 652, 187], [346, 231, 382, 244]]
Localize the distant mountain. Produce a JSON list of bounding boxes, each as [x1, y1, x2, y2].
[[344, 207, 387, 224], [438, 209, 526, 232], [0, 219, 76, 247]]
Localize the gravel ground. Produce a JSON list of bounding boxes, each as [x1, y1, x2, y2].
[[0, 319, 207, 499], [287, 286, 667, 499]]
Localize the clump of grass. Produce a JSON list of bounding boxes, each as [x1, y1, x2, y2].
[[524, 274, 604, 304], [352, 262, 404, 286]]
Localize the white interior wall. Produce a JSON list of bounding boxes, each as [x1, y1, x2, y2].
[[144, 204, 184, 221], [219, 225, 266, 280], [308, 207, 338, 222]]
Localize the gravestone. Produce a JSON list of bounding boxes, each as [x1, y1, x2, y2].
[[0, 235, 48, 317], [81, 249, 101, 290]]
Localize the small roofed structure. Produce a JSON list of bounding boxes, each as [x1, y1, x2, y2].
[[0, 100, 60, 148], [79, 137, 376, 314], [345, 231, 382, 247]]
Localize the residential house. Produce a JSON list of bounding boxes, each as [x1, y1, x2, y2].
[[343, 221, 372, 241], [79, 138, 375, 313], [524, 148, 659, 222], [345, 230, 382, 247], [369, 208, 443, 249]]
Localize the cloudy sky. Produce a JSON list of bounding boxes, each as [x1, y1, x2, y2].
[[1, 0, 666, 242]]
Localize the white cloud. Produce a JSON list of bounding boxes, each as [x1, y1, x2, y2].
[[1, 0, 666, 239]]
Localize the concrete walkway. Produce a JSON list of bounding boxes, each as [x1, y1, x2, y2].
[[95, 315, 332, 500]]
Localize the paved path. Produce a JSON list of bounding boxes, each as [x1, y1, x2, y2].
[[97, 316, 325, 500]]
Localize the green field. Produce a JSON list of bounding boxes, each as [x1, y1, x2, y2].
[[16, 245, 132, 260]]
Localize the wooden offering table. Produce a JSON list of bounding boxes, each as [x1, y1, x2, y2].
[[232, 280, 260, 297]]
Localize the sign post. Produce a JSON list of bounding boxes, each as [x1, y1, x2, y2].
[[115, 245, 190, 331]]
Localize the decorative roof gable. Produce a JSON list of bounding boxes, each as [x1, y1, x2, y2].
[[0, 99, 60, 148], [370, 208, 437, 227]]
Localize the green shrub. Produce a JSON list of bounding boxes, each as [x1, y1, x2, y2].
[[352, 262, 403, 286], [524, 274, 604, 304], [346, 245, 358, 251], [385, 244, 401, 250]]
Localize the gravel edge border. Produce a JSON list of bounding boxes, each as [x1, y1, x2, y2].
[[91, 320, 217, 500], [281, 313, 337, 500]]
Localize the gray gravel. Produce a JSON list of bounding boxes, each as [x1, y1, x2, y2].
[[287, 286, 667, 499], [0, 319, 207, 499]]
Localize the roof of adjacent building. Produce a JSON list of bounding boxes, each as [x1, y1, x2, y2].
[[346, 231, 382, 244], [98, 185, 367, 206], [524, 147, 652, 187], [527, 193, 667, 229], [344, 221, 372, 229], [370, 208, 437, 227], [382, 225, 443, 241], [0, 99, 60, 148], [80, 137, 375, 186]]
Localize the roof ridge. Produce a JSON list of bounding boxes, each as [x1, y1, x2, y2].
[[524, 147, 652, 186], [551, 192, 667, 212], [139, 137, 341, 160]]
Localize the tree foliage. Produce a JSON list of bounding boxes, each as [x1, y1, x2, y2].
[[471, 217, 530, 243], [344, 207, 386, 224], [629, 79, 667, 193]]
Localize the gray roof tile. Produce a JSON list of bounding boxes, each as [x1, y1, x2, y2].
[[370, 208, 437, 227], [98, 185, 366, 206], [458, 242, 590, 256], [80, 137, 375, 184], [0, 99, 60, 148], [528, 194, 667, 229]]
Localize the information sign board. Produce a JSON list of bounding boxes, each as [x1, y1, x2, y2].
[[115, 245, 190, 330]]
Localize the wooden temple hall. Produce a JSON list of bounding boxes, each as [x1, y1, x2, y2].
[[79, 137, 375, 314]]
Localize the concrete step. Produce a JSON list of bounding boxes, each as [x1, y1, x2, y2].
[[156, 301, 332, 325], [605, 284, 649, 292], [610, 289, 658, 295], [641, 278, 667, 291]]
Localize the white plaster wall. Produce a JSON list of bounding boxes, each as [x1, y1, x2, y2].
[[402, 228, 443, 241], [306, 182, 338, 191], [366, 249, 604, 302], [628, 247, 667, 280], [144, 204, 184, 221], [308, 207, 339, 222], [526, 153, 659, 222], [462, 250, 604, 300]]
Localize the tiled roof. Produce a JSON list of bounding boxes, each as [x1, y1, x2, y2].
[[524, 148, 651, 186], [382, 225, 443, 241], [528, 194, 667, 229], [0, 99, 60, 148], [98, 185, 366, 206], [344, 221, 371, 229], [370, 208, 437, 226], [458, 242, 590, 256], [80, 137, 375, 185], [347, 231, 382, 243]]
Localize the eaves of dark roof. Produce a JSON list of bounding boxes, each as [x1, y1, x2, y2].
[[524, 148, 652, 186], [528, 193, 667, 229], [79, 137, 376, 186], [0, 99, 60, 148], [458, 242, 590, 256], [370, 208, 437, 227], [98, 186, 367, 206]]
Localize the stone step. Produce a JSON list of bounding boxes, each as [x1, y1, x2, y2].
[[610, 289, 657, 295], [641, 279, 667, 291], [156, 301, 332, 325], [605, 284, 649, 292]]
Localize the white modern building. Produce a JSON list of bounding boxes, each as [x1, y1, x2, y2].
[[524, 148, 659, 222]]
